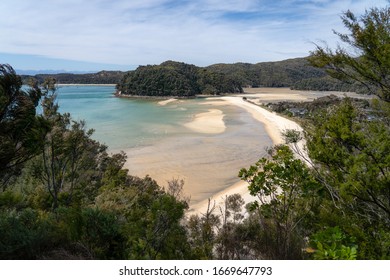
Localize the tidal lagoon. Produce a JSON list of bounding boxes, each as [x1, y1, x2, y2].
[[55, 85, 272, 207]]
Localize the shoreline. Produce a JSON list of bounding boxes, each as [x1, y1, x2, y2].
[[188, 95, 307, 215], [115, 87, 358, 215]]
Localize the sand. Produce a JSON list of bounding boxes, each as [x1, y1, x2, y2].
[[158, 98, 178, 106], [189, 92, 309, 215], [241, 87, 373, 101], [125, 88, 350, 215], [184, 109, 226, 134], [122, 100, 270, 209]]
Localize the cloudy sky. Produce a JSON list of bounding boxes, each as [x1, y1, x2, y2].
[[0, 0, 387, 72]]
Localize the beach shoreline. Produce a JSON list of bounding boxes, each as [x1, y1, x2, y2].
[[188, 94, 307, 215], [120, 87, 350, 215]]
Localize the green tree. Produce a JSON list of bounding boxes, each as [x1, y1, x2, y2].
[[239, 145, 322, 259], [309, 6, 390, 101], [214, 194, 246, 259], [186, 199, 220, 259], [0, 65, 48, 189], [96, 175, 191, 259], [308, 227, 358, 260], [308, 4, 390, 259]]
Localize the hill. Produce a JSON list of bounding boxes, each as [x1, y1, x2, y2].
[[22, 70, 125, 84], [116, 60, 242, 97], [207, 57, 358, 91], [21, 57, 358, 93], [117, 58, 357, 97]]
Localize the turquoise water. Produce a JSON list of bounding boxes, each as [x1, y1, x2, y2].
[[54, 85, 272, 203], [56, 86, 203, 149], [56, 85, 270, 151]]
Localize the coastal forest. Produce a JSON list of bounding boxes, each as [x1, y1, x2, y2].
[[1, 5, 389, 260], [21, 70, 124, 85], [22, 58, 359, 94]]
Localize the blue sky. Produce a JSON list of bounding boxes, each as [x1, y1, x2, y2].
[[0, 0, 388, 73]]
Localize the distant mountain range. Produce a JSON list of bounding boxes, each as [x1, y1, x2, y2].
[[21, 70, 125, 85], [17, 69, 94, 75]]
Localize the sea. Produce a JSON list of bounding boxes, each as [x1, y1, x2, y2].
[[55, 85, 272, 205]]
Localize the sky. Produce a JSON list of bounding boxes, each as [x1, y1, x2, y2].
[[0, 0, 388, 73]]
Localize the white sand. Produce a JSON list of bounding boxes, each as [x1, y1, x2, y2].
[[184, 109, 226, 134], [188, 94, 308, 215], [158, 98, 178, 106]]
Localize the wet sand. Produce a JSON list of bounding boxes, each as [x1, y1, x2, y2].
[[122, 100, 271, 209], [184, 109, 226, 134], [123, 88, 358, 214]]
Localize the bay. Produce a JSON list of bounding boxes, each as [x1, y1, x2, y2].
[[55, 85, 272, 205]]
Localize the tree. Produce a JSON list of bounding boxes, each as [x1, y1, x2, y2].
[[309, 6, 390, 101], [186, 199, 220, 259], [29, 83, 107, 210], [0, 65, 48, 189], [239, 145, 322, 259], [308, 4, 390, 259], [215, 194, 246, 259], [304, 98, 390, 258]]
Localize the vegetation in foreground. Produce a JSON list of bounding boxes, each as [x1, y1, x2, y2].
[[1, 4, 389, 259]]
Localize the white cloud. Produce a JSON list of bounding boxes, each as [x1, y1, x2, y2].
[[0, 0, 388, 69]]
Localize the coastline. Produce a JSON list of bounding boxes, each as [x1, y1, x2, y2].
[[116, 87, 345, 215], [188, 94, 307, 215]]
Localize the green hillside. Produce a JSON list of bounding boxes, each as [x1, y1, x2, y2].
[[116, 60, 242, 97]]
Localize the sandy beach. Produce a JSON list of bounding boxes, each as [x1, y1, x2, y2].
[[123, 88, 343, 215], [189, 92, 307, 215], [122, 98, 271, 210]]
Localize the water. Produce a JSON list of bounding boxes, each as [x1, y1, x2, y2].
[[55, 85, 272, 205], [56, 86, 223, 149]]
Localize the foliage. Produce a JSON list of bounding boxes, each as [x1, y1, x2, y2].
[[0, 65, 192, 259], [0, 208, 55, 259], [238, 145, 322, 259], [22, 71, 124, 85], [309, 227, 358, 260], [301, 5, 390, 259], [305, 98, 390, 258], [309, 6, 390, 101], [186, 199, 220, 259], [0, 65, 48, 188], [117, 60, 242, 97], [21, 58, 358, 93]]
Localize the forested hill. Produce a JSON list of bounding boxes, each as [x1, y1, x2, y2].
[[22, 70, 125, 84], [207, 57, 323, 87], [117, 58, 357, 97], [21, 57, 356, 93], [207, 57, 358, 91], [116, 60, 243, 97]]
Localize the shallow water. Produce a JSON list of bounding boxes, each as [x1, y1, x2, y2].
[[56, 85, 272, 204]]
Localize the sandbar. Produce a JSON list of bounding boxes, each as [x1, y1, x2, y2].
[[184, 109, 226, 134], [158, 98, 178, 106]]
